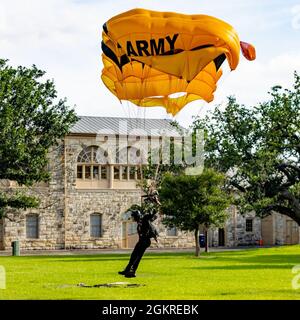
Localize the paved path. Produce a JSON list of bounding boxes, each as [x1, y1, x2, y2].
[[0, 246, 271, 257]]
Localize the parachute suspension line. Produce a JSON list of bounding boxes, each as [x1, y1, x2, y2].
[[128, 59, 136, 126], [139, 44, 152, 191], [143, 51, 152, 130], [112, 58, 129, 120], [121, 62, 131, 120]]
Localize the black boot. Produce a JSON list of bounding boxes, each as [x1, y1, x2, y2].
[[118, 270, 128, 275], [124, 271, 136, 278]]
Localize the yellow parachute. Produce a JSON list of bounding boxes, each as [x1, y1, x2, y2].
[[101, 8, 256, 115], [102, 55, 222, 115]]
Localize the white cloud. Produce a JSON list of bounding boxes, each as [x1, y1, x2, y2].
[[217, 52, 300, 105]]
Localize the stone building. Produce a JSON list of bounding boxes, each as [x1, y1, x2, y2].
[[0, 116, 299, 251], [207, 208, 300, 247]]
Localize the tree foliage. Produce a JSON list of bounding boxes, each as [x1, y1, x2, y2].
[[193, 72, 300, 225], [159, 168, 231, 256], [0, 59, 78, 217]]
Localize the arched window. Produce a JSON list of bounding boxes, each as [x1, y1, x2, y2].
[[77, 146, 108, 180], [90, 213, 103, 238]]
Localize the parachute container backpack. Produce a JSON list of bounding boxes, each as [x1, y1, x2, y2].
[[101, 8, 256, 116]]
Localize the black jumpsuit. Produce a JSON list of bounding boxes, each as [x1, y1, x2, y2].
[[124, 212, 157, 273]]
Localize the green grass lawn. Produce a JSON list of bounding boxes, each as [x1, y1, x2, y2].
[[0, 245, 300, 300]]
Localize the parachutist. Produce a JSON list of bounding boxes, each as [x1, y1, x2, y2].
[[118, 209, 158, 278]]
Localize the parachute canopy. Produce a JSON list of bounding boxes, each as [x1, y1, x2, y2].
[[102, 54, 223, 115], [101, 8, 256, 115]]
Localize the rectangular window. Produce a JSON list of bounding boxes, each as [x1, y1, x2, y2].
[[77, 165, 83, 179], [85, 165, 91, 179], [121, 166, 128, 180], [246, 218, 253, 232], [92, 165, 99, 179], [114, 166, 120, 180], [26, 215, 39, 239], [129, 166, 136, 180], [128, 222, 137, 235], [101, 166, 107, 179], [90, 214, 102, 238], [166, 226, 177, 237]]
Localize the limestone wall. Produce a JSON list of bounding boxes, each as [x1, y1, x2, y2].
[[153, 215, 194, 248], [208, 210, 262, 247], [235, 212, 261, 246], [2, 187, 65, 250], [0, 187, 196, 250], [65, 189, 141, 249]]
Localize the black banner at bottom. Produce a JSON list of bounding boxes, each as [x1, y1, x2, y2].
[[0, 300, 296, 319]]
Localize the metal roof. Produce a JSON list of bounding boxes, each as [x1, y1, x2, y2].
[[69, 116, 184, 137]]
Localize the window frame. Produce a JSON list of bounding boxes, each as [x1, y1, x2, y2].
[[77, 146, 109, 181], [113, 165, 143, 181], [90, 213, 103, 238], [26, 214, 39, 239], [245, 218, 253, 233], [166, 226, 178, 237]]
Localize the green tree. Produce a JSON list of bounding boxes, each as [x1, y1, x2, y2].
[[0, 59, 78, 218], [193, 72, 300, 225], [159, 168, 231, 256]]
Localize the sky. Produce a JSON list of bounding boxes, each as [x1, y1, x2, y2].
[[1, 0, 300, 126]]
